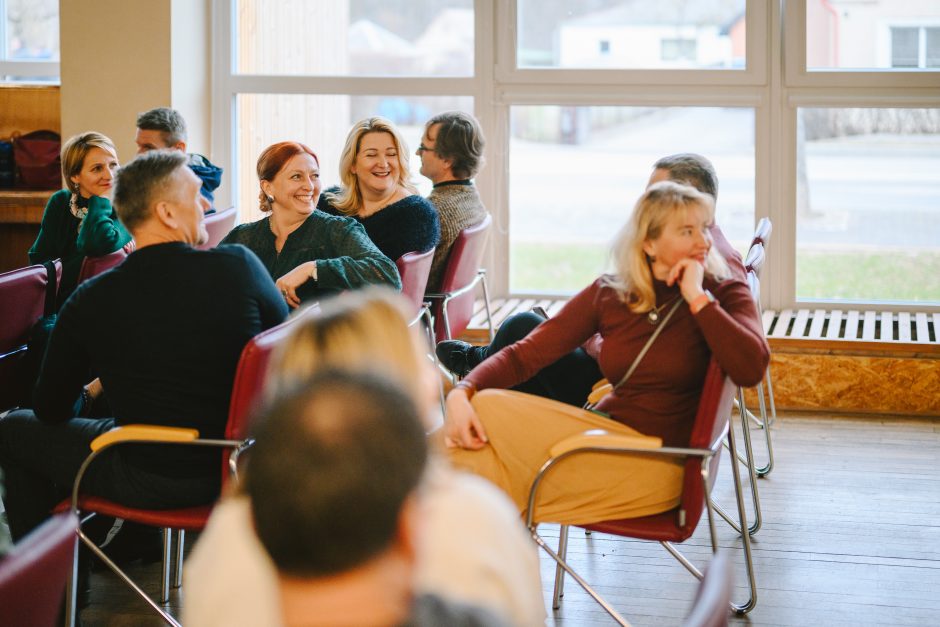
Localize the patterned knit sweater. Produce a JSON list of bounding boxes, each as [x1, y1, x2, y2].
[[426, 181, 488, 292]]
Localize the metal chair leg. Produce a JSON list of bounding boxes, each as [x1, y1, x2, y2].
[[531, 528, 630, 626], [77, 527, 181, 626], [552, 525, 569, 609], [714, 389, 763, 536], [173, 529, 184, 589], [160, 528, 172, 603], [478, 270, 495, 343], [753, 381, 775, 477], [764, 364, 778, 427], [724, 416, 758, 614]]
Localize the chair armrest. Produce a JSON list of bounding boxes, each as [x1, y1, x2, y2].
[[585, 382, 612, 406], [90, 425, 199, 451], [549, 428, 662, 458]]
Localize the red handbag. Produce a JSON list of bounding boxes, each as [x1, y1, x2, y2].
[[13, 130, 61, 189]]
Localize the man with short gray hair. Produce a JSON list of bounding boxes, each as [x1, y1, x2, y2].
[[0, 151, 286, 600], [136, 107, 224, 210], [416, 111, 489, 292]]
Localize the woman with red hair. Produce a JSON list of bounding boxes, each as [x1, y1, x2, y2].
[[221, 141, 400, 307]]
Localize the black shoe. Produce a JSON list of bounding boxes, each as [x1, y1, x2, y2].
[[435, 340, 486, 377], [99, 521, 163, 567]]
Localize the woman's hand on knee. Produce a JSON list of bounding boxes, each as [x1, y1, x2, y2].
[[444, 389, 488, 450]]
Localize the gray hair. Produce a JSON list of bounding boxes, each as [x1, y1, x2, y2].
[[425, 111, 485, 179], [113, 150, 188, 232], [652, 153, 719, 201], [136, 107, 188, 146]]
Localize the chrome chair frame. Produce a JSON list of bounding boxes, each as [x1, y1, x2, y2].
[[425, 267, 495, 343], [527, 415, 757, 623], [63, 431, 245, 627]]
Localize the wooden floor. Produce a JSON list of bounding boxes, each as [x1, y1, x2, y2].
[[74, 413, 940, 626]]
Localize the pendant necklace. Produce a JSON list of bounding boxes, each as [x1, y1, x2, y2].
[[647, 295, 681, 325]]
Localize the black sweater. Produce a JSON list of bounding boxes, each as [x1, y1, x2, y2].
[[34, 242, 288, 478]]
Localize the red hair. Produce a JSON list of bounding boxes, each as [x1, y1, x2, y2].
[[257, 142, 319, 212]]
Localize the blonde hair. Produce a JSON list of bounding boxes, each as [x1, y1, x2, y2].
[[324, 117, 417, 215], [267, 289, 425, 404], [61, 132, 118, 194], [604, 181, 729, 312]]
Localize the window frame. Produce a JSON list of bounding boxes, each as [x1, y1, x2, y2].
[[211, 0, 940, 313], [0, 0, 59, 83]]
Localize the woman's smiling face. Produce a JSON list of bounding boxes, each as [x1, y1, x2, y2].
[[264, 152, 321, 217], [71, 147, 119, 198], [351, 131, 401, 196]]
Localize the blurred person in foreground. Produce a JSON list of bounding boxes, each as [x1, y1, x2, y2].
[[185, 289, 544, 626]]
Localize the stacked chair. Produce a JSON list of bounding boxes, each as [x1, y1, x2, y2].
[[0, 261, 60, 411], [425, 214, 494, 343]]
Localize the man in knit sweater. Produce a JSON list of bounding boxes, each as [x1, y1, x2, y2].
[[416, 111, 489, 292]]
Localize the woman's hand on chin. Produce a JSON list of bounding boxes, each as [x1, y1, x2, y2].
[[666, 258, 706, 303], [443, 389, 489, 450]]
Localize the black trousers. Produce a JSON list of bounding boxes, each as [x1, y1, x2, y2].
[[485, 311, 603, 408], [0, 410, 219, 541]]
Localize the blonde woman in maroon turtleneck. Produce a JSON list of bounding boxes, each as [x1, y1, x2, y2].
[[443, 181, 769, 525]]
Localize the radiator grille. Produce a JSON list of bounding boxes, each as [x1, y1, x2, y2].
[[763, 310, 939, 344]]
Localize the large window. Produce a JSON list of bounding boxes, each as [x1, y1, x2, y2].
[[236, 0, 473, 77], [509, 105, 755, 293], [516, 0, 746, 70], [796, 107, 940, 303], [806, 0, 940, 71], [0, 0, 58, 82], [215, 0, 940, 311]]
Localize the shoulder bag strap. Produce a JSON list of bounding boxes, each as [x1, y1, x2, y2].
[[609, 297, 684, 393]]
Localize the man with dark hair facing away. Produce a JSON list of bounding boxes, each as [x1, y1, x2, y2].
[[246, 370, 506, 627]]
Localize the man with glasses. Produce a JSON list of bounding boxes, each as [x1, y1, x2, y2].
[[416, 111, 489, 292]]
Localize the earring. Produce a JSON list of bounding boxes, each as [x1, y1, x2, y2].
[[266, 194, 274, 204]]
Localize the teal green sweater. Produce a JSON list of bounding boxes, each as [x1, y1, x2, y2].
[[220, 211, 401, 302], [28, 189, 133, 308]]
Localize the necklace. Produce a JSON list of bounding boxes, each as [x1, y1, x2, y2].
[[647, 295, 681, 325]]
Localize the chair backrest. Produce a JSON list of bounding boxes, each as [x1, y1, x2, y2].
[[225, 304, 321, 443], [0, 264, 52, 410], [198, 206, 238, 250], [682, 551, 732, 627], [433, 213, 492, 339], [0, 512, 78, 627], [676, 360, 737, 537], [78, 247, 129, 284], [743, 242, 765, 277], [396, 249, 435, 318], [750, 217, 772, 248]]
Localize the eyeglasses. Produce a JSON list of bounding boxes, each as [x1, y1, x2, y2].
[[417, 144, 437, 154]]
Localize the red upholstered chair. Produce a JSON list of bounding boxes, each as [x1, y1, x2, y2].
[[60, 309, 314, 627], [425, 214, 494, 343], [527, 360, 757, 623], [395, 249, 435, 327], [0, 512, 78, 627], [683, 551, 732, 627], [77, 242, 134, 284], [0, 261, 60, 411], [197, 206, 238, 250]]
